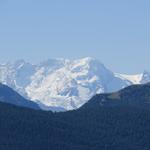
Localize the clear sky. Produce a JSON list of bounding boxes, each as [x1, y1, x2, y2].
[[0, 0, 150, 74]]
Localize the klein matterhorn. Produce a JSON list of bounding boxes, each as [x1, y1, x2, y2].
[[0, 57, 149, 110]]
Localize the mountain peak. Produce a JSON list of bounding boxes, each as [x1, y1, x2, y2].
[[141, 70, 150, 84], [77, 57, 102, 64], [79, 57, 95, 62]]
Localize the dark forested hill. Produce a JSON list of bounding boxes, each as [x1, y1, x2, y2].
[[1, 83, 150, 150], [82, 83, 150, 109]]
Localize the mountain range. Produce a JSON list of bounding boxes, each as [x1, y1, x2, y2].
[[0, 57, 149, 110]]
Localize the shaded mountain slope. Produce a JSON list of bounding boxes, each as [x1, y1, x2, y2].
[[0, 83, 39, 109]]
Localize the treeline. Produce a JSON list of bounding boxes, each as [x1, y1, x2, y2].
[[1, 102, 150, 150]]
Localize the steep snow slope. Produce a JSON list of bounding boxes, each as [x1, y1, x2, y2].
[[0, 57, 149, 110]]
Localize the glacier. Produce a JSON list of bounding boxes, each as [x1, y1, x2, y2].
[[0, 57, 149, 111]]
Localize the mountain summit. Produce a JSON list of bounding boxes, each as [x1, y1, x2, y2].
[[0, 57, 149, 110]]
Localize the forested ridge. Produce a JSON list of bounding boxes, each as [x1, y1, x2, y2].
[[1, 84, 150, 150], [1, 102, 150, 150]]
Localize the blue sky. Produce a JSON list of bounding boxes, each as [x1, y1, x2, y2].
[[0, 0, 150, 73]]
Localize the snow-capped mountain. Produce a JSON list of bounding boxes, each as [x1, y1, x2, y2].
[[0, 57, 149, 110]]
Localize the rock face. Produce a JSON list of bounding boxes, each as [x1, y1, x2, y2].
[[0, 57, 149, 110]]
